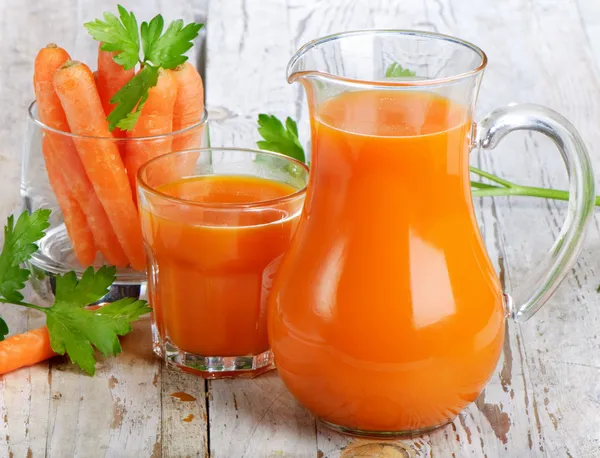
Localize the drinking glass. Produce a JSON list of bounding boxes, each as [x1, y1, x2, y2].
[[21, 101, 208, 303], [137, 148, 308, 378]]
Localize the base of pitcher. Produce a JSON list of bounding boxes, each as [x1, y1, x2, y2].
[[319, 417, 453, 439], [155, 338, 275, 379]]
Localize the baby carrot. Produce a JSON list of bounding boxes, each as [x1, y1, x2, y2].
[[34, 45, 129, 268], [125, 68, 177, 199], [97, 43, 134, 140], [0, 327, 55, 375], [42, 137, 96, 266], [53, 61, 145, 271]]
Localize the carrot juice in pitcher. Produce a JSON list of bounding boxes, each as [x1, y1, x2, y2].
[[268, 89, 506, 433], [269, 29, 595, 439]]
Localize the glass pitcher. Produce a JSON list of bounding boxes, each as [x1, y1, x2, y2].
[[267, 30, 595, 438]]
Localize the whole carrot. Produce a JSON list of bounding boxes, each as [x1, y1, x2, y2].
[[125, 68, 177, 199], [42, 137, 96, 266], [53, 61, 145, 271], [0, 305, 103, 375], [170, 63, 206, 177], [97, 43, 134, 140], [172, 62, 205, 150], [0, 327, 55, 375], [34, 45, 129, 268]]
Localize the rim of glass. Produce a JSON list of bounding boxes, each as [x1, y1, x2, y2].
[[28, 100, 208, 141], [138, 147, 309, 210], [287, 29, 488, 87]]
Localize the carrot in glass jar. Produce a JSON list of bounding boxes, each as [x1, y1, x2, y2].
[[42, 137, 96, 265], [170, 63, 206, 176], [124, 68, 177, 201], [33, 44, 129, 267], [97, 43, 134, 141], [172, 63, 205, 149], [53, 60, 145, 271]]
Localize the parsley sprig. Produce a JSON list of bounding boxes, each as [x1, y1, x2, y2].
[[385, 62, 416, 78], [0, 210, 150, 375], [84, 5, 203, 131], [257, 115, 305, 163]]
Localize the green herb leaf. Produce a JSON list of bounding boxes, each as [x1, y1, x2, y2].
[[0, 210, 50, 303], [257, 114, 306, 163], [45, 266, 151, 375], [87, 7, 203, 131], [144, 19, 203, 69], [0, 317, 8, 341], [116, 99, 146, 131], [140, 14, 165, 60], [108, 65, 159, 131], [84, 4, 140, 71], [385, 62, 416, 78]]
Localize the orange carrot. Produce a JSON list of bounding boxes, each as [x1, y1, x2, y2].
[[0, 327, 55, 375], [172, 62, 205, 151], [97, 43, 134, 140], [34, 45, 129, 268], [42, 137, 96, 265], [0, 305, 102, 375], [53, 61, 145, 271], [169, 63, 206, 179], [125, 69, 177, 200]]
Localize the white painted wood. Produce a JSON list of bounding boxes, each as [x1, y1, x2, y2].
[[0, 1, 209, 457], [204, 1, 319, 457], [2, 0, 600, 456]]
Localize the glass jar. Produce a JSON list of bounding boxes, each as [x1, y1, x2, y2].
[[21, 101, 209, 303]]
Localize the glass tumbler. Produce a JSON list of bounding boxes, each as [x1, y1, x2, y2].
[[137, 148, 308, 378], [21, 101, 208, 303]]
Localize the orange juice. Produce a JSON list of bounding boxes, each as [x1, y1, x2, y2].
[[142, 175, 299, 357], [268, 90, 505, 432]]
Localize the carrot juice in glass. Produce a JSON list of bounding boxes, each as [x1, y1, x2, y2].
[[138, 148, 308, 378]]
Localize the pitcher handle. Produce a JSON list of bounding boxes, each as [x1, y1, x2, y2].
[[476, 104, 595, 322]]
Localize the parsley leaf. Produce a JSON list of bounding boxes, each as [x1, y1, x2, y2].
[[0, 210, 50, 303], [84, 5, 140, 71], [0, 317, 8, 341], [108, 65, 159, 131], [144, 20, 203, 69], [45, 266, 151, 375], [86, 7, 203, 131], [140, 14, 165, 60], [385, 62, 417, 78], [257, 114, 306, 163], [0, 210, 151, 374]]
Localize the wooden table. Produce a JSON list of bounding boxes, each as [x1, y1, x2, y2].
[[2, 0, 600, 456]]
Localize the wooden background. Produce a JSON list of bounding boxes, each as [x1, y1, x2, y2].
[[2, 0, 600, 456]]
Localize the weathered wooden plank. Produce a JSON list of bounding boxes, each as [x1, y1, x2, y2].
[[2, 0, 600, 456], [0, 1, 210, 457], [0, 0, 77, 455], [434, 0, 600, 456], [161, 371, 208, 458], [204, 1, 319, 457]]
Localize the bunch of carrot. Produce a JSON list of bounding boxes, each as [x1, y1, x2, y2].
[[34, 43, 205, 270]]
